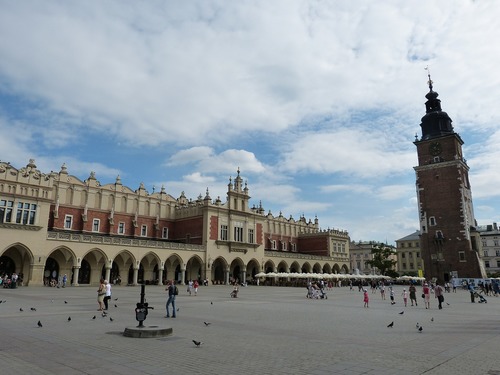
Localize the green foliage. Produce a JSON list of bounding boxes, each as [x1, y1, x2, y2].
[[364, 243, 397, 276]]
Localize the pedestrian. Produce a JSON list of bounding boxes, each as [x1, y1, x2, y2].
[[434, 282, 444, 309], [193, 279, 199, 296], [423, 282, 431, 309], [363, 289, 369, 308], [468, 283, 475, 303], [389, 287, 395, 304], [103, 280, 112, 310], [97, 278, 106, 311], [401, 288, 408, 307], [187, 280, 193, 296], [165, 280, 178, 318], [409, 284, 417, 306], [62, 274, 67, 288], [380, 283, 386, 300]]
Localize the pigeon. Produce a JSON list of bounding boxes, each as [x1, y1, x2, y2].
[[20, 308, 24, 312], [92, 315, 96, 320], [211, 301, 213, 305], [418, 326, 423, 332], [67, 317, 71, 322], [387, 321, 394, 328], [192, 340, 203, 347], [399, 311, 404, 315], [102, 311, 108, 317], [177, 308, 180, 312], [391, 302, 396, 305], [416, 322, 420, 329], [51, 300, 54, 303], [31, 307, 37, 311], [446, 302, 450, 306], [204, 322, 211, 326], [64, 301, 68, 304], [110, 317, 114, 322], [37, 320, 43, 328], [431, 317, 434, 322], [114, 304, 118, 308], [114, 298, 118, 301]]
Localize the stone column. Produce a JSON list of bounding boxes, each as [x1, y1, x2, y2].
[[30, 263, 45, 286], [132, 267, 139, 286], [180, 267, 186, 285], [158, 267, 164, 286], [105, 266, 111, 282], [225, 268, 230, 285], [72, 266, 80, 286], [241, 267, 247, 284]]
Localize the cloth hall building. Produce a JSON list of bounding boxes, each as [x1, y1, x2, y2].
[[0, 160, 350, 287]]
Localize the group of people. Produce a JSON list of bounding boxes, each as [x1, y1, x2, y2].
[[96, 279, 112, 311], [186, 279, 199, 296], [362, 280, 446, 309], [306, 281, 327, 299], [1, 272, 22, 288]]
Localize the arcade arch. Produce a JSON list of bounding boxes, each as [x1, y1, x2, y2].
[[0, 243, 33, 285]]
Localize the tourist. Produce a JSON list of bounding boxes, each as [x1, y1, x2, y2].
[[165, 280, 177, 318], [97, 278, 106, 311], [103, 280, 112, 310], [193, 279, 199, 296], [363, 288, 369, 308], [434, 282, 444, 309], [423, 282, 431, 309], [409, 284, 417, 306], [401, 288, 408, 307]]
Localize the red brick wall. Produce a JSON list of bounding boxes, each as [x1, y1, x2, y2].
[[297, 236, 329, 256], [256, 223, 263, 245], [209, 216, 218, 240], [174, 216, 204, 244]]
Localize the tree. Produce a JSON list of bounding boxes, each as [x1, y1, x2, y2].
[[364, 243, 397, 276]]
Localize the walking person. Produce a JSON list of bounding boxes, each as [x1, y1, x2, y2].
[[423, 282, 431, 309], [402, 288, 408, 307], [434, 282, 444, 309], [409, 284, 417, 306], [363, 289, 369, 308], [103, 280, 112, 310], [389, 287, 395, 305], [165, 280, 178, 318], [193, 279, 199, 296], [380, 283, 386, 300]]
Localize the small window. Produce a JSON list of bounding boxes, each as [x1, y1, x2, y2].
[[281, 241, 287, 251], [402, 253, 406, 258], [416, 252, 420, 258], [436, 230, 444, 239], [141, 225, 147, 237], [410, 263, 414, 269], [483, 250, 489, 257], [271, 240, 276, 250], [485, 261, 490, 268], [248, 229, 254, 243], [429, 217, 436, 226], [402, 263, 407, 269], [458, 251, 466, 262], [162, 227, 169, 239], [118, 222, 125, 234], [64, 215, 73, 229], [220, 225, 228, 241], [92, 219, 100, 232]]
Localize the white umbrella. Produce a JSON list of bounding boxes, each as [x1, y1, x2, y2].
[[254, 272, 266, 278]]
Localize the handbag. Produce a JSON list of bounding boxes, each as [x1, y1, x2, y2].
[[421, 293, 425, 298]]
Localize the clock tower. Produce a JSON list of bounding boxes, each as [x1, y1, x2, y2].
[[413, 74, 486, 282]]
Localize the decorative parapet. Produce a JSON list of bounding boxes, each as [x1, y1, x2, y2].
[[47, 231, 205, 252], [264, 250, 348, 263], [0, 223, 43, 231]]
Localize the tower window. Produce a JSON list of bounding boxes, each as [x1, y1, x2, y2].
[[64, 215, 73, 229], [429, 217, 436, 226], [458, 251, 466, 262]]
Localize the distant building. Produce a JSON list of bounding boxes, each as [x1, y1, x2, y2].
[[413, 75, 486, 281], [395, 230, 423, 276], [477, 223, 500, 276], [350, 241, 397, 275], [0, 160, 350, 286]]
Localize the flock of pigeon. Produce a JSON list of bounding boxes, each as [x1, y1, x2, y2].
[[386, 310, 435, 332], [5, 297, 121, 328]]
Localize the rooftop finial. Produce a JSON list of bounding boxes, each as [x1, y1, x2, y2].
[[425, 65, 433, 91]]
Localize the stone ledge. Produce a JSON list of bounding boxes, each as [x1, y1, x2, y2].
[[123, 326, 173, 338]]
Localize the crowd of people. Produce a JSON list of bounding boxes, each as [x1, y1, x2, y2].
[[1, 272, 22, 288]]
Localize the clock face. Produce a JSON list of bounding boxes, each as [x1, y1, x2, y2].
[[429, 142, 442, 156]]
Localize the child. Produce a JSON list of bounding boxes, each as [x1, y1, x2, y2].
[[401, 288, 408, 307], [363, 289, 369, 308], [390, 287, 395, 305]]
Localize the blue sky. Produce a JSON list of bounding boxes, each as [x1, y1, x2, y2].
[[1, 1, 499, 244]]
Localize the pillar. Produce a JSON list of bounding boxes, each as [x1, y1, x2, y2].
[[158, 267, 164, 286], [105, 266, 111, 283], [241, 267, 247, 284], [133, 267, 139, 286], [225, 268, 230, 285], [72, 266, 80, 286], [180, 268, 186, 285]]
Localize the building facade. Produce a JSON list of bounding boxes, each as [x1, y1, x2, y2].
[[477, 223, 500, 276], [0, 160, 350, 286], [413, 75, 486, 282], [349, 241, 397, 275], [395, 230, 423, 276]]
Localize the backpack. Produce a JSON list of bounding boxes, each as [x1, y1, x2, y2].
[[174, 285, 179, 295]]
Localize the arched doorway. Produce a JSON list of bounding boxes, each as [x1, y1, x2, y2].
[[79, 259, 91, 284], [44, 257, 59, 286], [0, 255, 15, 276]]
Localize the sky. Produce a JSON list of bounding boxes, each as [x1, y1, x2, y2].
[[1, 0, 499, 245]]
